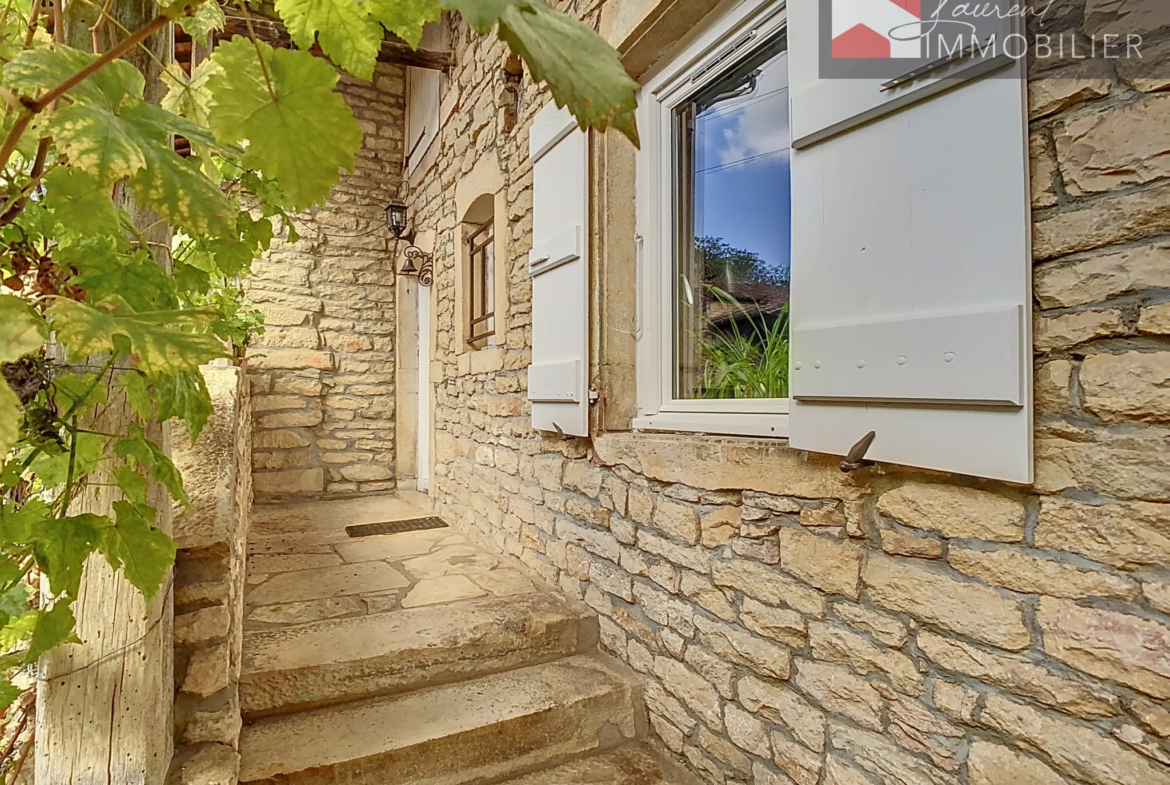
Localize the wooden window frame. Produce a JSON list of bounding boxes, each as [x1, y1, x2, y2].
[[466, 219, 495, 347]]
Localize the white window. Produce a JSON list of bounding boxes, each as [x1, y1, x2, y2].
[[636, 0, 792, 438]]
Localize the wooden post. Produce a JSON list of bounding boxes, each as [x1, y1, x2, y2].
[[35, 4, 176, 783]]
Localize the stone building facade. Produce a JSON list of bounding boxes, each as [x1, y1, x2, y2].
[[245, 64, 405, 502], [247, 2, 1170, 784]]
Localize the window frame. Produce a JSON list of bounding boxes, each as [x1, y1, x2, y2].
[[634, 0, 791, 439], [466, 219, 496, 347]]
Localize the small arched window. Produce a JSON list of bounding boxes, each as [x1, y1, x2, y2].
[[463, 194, 495, 350]]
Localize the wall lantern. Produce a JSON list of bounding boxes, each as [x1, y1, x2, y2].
[[386, 183, 433, 286]]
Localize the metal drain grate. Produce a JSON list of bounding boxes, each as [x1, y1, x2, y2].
[[345, 517, 449, 538]]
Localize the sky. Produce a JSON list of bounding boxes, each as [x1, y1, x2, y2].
[[692, 50, 792, 283]]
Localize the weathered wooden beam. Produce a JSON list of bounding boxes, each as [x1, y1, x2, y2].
[[221, 14, 452, 71]]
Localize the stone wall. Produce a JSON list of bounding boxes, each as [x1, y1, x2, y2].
[[245, 63, 405, 502], [170, 364, 252, 785], [405, 3, 1170, 785]]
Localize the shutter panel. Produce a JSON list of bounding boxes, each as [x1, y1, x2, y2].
[[528, 101, 590, 437], [787, 0, 1032, 482]]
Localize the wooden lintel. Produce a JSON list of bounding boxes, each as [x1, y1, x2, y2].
[[221, 15, 452, 72]]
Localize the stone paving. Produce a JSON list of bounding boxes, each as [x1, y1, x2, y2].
[[245, 494, 539, 631]]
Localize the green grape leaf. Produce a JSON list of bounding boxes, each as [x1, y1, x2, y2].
[[4, 44, 144, 107], [100, 500, 174, 600], [29, 514, 105, 597], [0, 611, 37, 652], [208, 38, 362, 210], [115, 424, 188, 506], [162, 59, 221, 129], [47, 297, 228, 376], [29, 432, 104, 488], [0, 499, 48, 545], [0, 295, 47, 363], [114, 465, 149, 506], [127, 143, 237, 238], [153, 370, 213, 441], [52, 372, 110, 417], [118, 372, 155, 421], [0, 583, 30, 620], [65, 240, 177, 312], [367, 0, 442, 48], [0, 678, 22, 711], [41, 168, 122, 237], [0, 384, 19, 460], [47, 101, 150, 186], [442, 0, 514, 32], [123, 101, 220, 152], [275, 0, 384, 80], [179, 0, 226, 46], [27, 600, 80, 662], [443, 0, 639, 145]]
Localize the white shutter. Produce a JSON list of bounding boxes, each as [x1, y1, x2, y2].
[[787, 1, 1032, 482], [528, 102, 590, 437]]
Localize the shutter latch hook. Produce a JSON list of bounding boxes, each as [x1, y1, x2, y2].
[[840, 431, 877, 473]]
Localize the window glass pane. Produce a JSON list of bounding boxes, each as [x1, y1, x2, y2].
[[674, 35, 791, 401]]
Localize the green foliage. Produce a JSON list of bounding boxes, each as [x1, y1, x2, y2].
[[697, 294, 791, 400], [0, 0, 640, 711]]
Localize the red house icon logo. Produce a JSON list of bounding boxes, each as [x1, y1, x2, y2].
[[832, 0, 926, 59]]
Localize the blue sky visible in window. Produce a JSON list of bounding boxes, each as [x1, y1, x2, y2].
[[694, 50, 792, 281]]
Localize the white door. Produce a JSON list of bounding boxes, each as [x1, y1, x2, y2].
[[416, 284, 432, 492]]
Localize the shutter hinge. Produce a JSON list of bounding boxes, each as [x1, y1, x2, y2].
[[589, 389, 600, 404]]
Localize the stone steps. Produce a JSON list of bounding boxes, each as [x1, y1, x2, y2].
[[240, 591, 597, 719], [238, 654, 642, 785], [495, 744, 703, 785]]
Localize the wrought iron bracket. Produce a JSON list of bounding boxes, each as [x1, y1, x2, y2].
[[400, 246, 434, 287]]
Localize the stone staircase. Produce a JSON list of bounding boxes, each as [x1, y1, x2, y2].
[[236, 589, 698, 784]]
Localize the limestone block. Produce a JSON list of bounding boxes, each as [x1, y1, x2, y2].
[[698, 725, 751, 776], [1083, 0, 1170, 37], [533, 454, 564, 490], [1144, 577, 1170, 615], [968, 742, 1067, 785], [589, 560, 633, 602], [271, 375, 325, 396], [1139, 303, 1170, 335], [253, 468, 325, 496], [1037, 598, 1170, 699], [948, 546, 1139, 600], [738, 674, 825, 752], [699, 506, 739, 548], [679, 571, 737, 622], [713, 557, 825, 617], [1117, 37, 1170, 92], [566, 497, 610, 528], [1034, 308, 1126, 352], [809, 621, 923, 695], [1081, 351, 1170, 423], [632, 581, 694, 637], [1030, 132, 1059, 209], [172, 744, 240, 785], [257, 305, 312, 327], [880, 528, 943, 559], [876, 482, 1024, 542], [182, 695, 243, 746], [824, 757, 875, 785], [252, 450, 311, 471], [771, 733, 821, 785], [1035, 241, 1170, 308], [262, 326, 321, 350], [684, 645, 735, 698], [740, 598, 806, 648], [800, 504, 845, 528], [1033, 184, 1170, 261], [1131, 697, 1170, 737], [246, 349, 335, 371], [794, 661, 882, 731], [340, 464, 393, 482], [182, 643, 231, 697], [863, 556, 1029, 651], [637, 530, 709, 573], [653, 656, 723, 732], [562, 461, 602, 497], [1056, 94, 1170, 194], [1037, 497, 1170, 571], [830, 602, 908, 647], [1035, 424, 1170, 500], [256, 410, 324, 429], [253, 429, 311, 450], [1028, 78, 1110, 120], [1035, 360, 1073, 414], [400, 575, 487, 608], [731, 536, 780, 564], [694, 615, 791, 680], [981, 694, 1170, 785], [828, 722, 954, 785], [916, 630, 1119, 718], [175, 606, 230, 646], [650, 497, 700, 545], [779, 528, 862, 598], [932, 681, 979, 723]]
